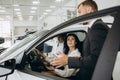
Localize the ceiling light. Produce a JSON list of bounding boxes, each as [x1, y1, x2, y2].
[[55, 0, 64, 2], [14, 8, 20, 11], [30, 11, 36, 13], [50, 6, 56, 8], [45, 9, 52, 12], [31, 7, 37, 10], [32, 1, 40, 5]]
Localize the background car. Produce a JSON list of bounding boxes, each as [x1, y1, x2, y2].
[[0, 6, 120, 80], [0, 37, 6, 53], [0, 37, 4, 44]]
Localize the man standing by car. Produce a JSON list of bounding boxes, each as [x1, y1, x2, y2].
[[50, 0, 109, 80]]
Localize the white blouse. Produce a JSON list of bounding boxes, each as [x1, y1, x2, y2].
[[54, 48, 81, 77]]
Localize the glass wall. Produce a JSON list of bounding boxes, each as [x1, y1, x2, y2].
[[38, 0, 78, 30], [0, 0, 78, 48], [0, 0, 13, 48]]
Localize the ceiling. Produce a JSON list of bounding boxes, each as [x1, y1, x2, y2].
[[0, 0, 73, 21]]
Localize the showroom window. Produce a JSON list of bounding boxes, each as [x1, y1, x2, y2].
[[0, 20, 12, 48]]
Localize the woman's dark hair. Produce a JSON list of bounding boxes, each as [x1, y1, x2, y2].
[[64, 33, 82, 55]]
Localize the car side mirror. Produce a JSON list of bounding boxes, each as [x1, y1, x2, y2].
[[0, 59, 16, 77]]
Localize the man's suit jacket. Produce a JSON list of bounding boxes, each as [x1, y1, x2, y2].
[[68, 19, 109, 80]]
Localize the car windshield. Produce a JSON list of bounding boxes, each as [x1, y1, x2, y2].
[[0, 30, 48, 63]]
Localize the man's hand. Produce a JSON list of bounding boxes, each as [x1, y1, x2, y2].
[[50, 53, 68, 68]]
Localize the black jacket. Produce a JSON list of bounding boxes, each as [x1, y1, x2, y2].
[[68, 19, 109, 80]]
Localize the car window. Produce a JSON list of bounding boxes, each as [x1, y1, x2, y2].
[[36, 31, 86, 58], [24, 31, 86, 79]]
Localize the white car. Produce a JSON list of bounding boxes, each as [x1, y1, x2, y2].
[[0, 6, 120, 80]]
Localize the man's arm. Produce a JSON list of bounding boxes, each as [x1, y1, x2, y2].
[[51, 23, 108, 69], [50, 53, 68, 68], [68, 24, 108, 68], [68, 57, 82, 68]]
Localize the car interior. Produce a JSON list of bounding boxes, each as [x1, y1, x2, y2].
[[15, 31, 87, 80]]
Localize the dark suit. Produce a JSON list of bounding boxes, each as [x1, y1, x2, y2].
[[68, 19, 109, 80]]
